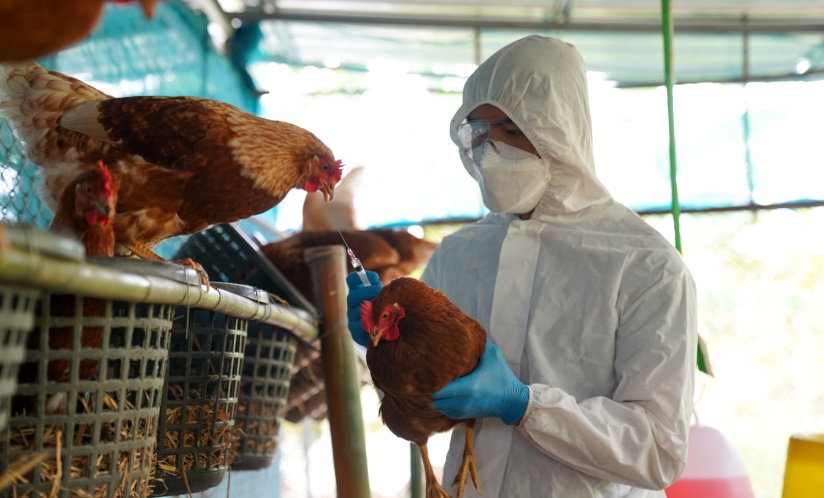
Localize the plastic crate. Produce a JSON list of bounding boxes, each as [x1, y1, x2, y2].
[[2, 293, 174, 498], [151, 291, 247, 496], [173, 223, 317, 316], [0, 283, 39, 434], [231, 309, 298, 470]]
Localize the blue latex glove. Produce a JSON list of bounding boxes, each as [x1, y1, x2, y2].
[[432, 340, 529, 425], [345, 270, 382, 347]]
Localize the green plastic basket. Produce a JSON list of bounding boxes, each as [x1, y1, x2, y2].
[[2, 293, 174, 498], [231, 313, 298, 471], [151, 291, 248, 496], [0, 283, 40, 434]]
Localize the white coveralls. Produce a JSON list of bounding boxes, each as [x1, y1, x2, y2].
[[420, 36, 697, 497]]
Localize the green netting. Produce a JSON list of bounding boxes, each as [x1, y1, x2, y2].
[[0, 0, 257, 229]]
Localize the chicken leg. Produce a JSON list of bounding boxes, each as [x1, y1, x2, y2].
[[119, 241, 211, 290], [451, 419, 481, 497], [418, 442, 451, 498]]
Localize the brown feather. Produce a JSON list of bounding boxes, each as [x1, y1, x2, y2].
[[364, 277, 487, 444], [0, 1, 159, 62], [362, 277, 487, 496], [0, 62, 342, 254], [260, 230, 399, 303]]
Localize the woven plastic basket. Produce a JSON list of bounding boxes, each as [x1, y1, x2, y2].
[[151, 295, 247, 496], [1, 292, 174, 498], [173, 223, 317, 316], [0, 283, 40, 434], [228, 283, 298, 470]]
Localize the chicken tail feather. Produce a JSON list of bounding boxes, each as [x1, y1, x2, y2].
[[0, 60, 110, 166]]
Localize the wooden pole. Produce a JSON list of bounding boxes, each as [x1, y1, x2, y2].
[[305, 246, 371, 498]]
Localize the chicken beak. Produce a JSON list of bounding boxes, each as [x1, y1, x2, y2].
[[370, 329, 385, 347], [320, 181, 335, 202]]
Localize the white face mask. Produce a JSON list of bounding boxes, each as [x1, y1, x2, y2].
[[472, 140, 551, 214]]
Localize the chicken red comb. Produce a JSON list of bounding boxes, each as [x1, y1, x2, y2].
[[96, 160, 113, 197], [360, 301, 373, 331]]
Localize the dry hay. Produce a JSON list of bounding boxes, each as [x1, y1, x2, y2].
[[233, 400, 278, 456], [155, 385, 241, 479], [0, 393, 157, 498]]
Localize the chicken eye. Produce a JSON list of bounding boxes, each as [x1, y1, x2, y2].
[[322, 163, 330, 172], [381, 312, 389, 319]]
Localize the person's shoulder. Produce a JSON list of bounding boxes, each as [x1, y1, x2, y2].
[[599, 203, 679, 247], [439, 214, 509, 246]]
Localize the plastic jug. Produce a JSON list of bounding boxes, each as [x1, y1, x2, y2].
[[781, 433, 824, 498]]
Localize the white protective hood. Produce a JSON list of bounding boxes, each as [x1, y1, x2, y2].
[[424, 35, 697, 498], [450, 35, 612, 218]]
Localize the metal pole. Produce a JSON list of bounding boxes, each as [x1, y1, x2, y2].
[[660, 0, 682, 254], [304, 246, 371, 498], [740, 16, 756, 204], [410, 443, 424, 498]]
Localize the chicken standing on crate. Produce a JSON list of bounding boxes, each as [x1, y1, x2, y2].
[[0, 60, 343, 287], [352, 275, 488, 498], [15, 161, 119, 414]]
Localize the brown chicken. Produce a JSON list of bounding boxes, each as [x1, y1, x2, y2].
[[17, 161, 119, 414], [367, 228, 437, 281], [261, 228, 436, 303], [0, 0, 159, 62], [361, 277, 487, 498], [0, 61, 342, 286], [261, 229, 398, 303]]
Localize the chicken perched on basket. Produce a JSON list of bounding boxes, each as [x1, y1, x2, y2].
[[0, 60, 343, 286], [16, 160, 119, 414]]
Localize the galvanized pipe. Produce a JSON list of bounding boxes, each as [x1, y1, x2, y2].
[[305, 245, 371, 498], [230, 10, 824, 34]]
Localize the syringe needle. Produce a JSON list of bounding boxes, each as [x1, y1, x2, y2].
[[338, 230, 371, 286]]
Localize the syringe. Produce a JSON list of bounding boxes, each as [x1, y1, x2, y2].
[[338, 230, 371, 286]]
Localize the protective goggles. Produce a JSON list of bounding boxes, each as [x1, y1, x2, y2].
[[456, 119, 533, 159]]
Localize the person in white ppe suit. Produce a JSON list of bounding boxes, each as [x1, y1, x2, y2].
[[347, 35, 697, 498]]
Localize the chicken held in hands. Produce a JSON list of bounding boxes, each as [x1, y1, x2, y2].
[[0, 60, 343, 287], [354, 275, 487, 498]]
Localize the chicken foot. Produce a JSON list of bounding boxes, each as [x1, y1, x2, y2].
[[120, 241, 211, 290], [418, 442, 452, 498], [451, 419, 481, 497]]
